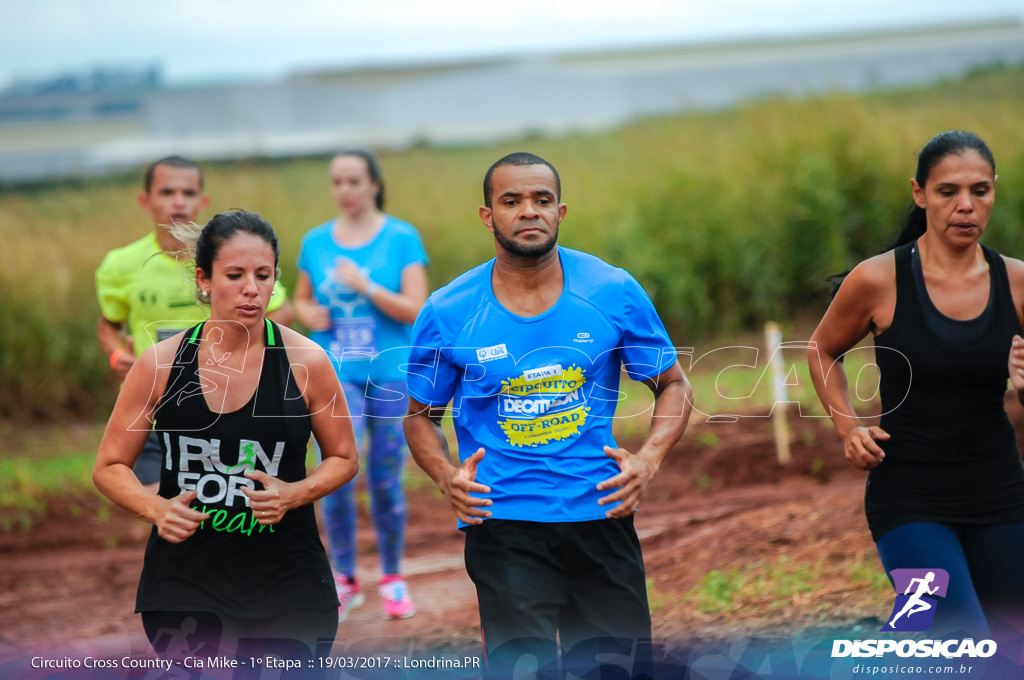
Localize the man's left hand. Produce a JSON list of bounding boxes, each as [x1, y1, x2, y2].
[[596, 446, 657, 518]]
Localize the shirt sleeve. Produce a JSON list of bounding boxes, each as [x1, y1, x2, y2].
[[95, 251, 129, 323], [400, 227, 429, 270], [618, 273, 678, 382], [406, 299, 458, 406]]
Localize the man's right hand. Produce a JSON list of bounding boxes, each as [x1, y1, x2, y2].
[[445, 448, 492, 525], [154, 490, 210, 543]]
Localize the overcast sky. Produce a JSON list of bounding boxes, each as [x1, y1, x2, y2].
[[2, 0, 1022, 88]]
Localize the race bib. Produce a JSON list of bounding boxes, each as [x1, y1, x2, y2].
[[157, 327, 189, 343], [329, 316, 377, 357]]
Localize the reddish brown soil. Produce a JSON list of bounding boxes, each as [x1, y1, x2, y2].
[[3, 405, 1020, 660]]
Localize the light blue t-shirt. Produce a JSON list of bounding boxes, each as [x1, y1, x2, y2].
[[298, 216, 428, 384], [406, 247, 678, 526]]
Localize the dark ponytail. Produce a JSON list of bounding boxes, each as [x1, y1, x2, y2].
[[888, 205, 928, 253], [829, 130, 995, 299]]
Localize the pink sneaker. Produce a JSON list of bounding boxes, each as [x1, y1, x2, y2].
[[335, 575, 364, 622], [379, 575, 415, 619]]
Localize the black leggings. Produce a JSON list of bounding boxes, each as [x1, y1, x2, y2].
[[876, 521, 1024, 639], [141, 608, 337, 662]]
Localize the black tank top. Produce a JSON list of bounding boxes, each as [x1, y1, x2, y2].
[[866, 242, 1024, 540], [136, 320, 339, 616]]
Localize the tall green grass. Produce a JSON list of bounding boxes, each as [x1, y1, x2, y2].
[[2, 67, 1023, 419]]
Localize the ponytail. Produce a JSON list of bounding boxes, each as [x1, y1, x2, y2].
[[888, 205, 927, 251]]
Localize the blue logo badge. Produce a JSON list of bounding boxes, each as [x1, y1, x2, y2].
[[881, 568, 949, 632]]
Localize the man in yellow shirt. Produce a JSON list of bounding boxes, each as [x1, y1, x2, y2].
[[96, 156, 294, 485]]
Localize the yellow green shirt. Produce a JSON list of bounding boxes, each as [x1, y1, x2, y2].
[[96, 232, 288, 355]]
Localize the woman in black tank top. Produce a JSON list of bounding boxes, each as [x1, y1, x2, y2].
[[94, 212, 358, 661], [809, 132, 1024, 642]]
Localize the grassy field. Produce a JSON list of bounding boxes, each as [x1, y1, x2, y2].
[[2, 65, 1023, 419]]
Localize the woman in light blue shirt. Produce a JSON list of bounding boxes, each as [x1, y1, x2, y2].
[[295, 150, 428, 621]]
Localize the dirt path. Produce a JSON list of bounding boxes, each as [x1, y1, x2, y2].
[[0, 412, 890, 664]]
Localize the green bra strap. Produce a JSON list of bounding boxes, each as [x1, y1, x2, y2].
[[191, 320, 273, 345]]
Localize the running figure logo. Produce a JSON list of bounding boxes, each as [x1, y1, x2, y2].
[[881, 568, 950, 632], [225, 442, 258, 475]]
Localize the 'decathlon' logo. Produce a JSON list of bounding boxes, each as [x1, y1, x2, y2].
[[881, 568, 950, 632], [497, 364, 591, 447]]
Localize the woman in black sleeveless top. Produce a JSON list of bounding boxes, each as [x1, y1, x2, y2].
[[809, 131, 1024, 639], [94, 211, 358, 660]]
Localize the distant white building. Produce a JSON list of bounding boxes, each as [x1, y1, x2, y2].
[[1, 20, 1021, 183]]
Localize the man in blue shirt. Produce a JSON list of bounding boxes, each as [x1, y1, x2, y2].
[[404, 152, 692, 678]]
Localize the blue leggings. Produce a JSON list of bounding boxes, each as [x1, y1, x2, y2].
[[317, 380, 409, 577], [875, 521, 1024, 639]]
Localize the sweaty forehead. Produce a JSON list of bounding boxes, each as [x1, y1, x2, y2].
[[928, 150, 994, 184], [492, 164, 558, 196], [330, 155, 370, 179], [150, 165, 202, 192], [213, 233, 276, 267]]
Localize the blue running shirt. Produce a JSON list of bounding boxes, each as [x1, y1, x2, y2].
[[407, 247, 677, 525], [298, 216, 427, 384]]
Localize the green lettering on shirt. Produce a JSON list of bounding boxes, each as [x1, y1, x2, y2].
[[193, 504, 275, 536]]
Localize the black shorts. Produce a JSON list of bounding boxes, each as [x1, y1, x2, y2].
[[134, 430, 163, 485], [464, 516, 651, 678], [141, 608, 338, 662]]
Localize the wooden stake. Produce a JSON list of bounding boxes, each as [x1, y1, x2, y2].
[[765, 321, 792, 465]]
